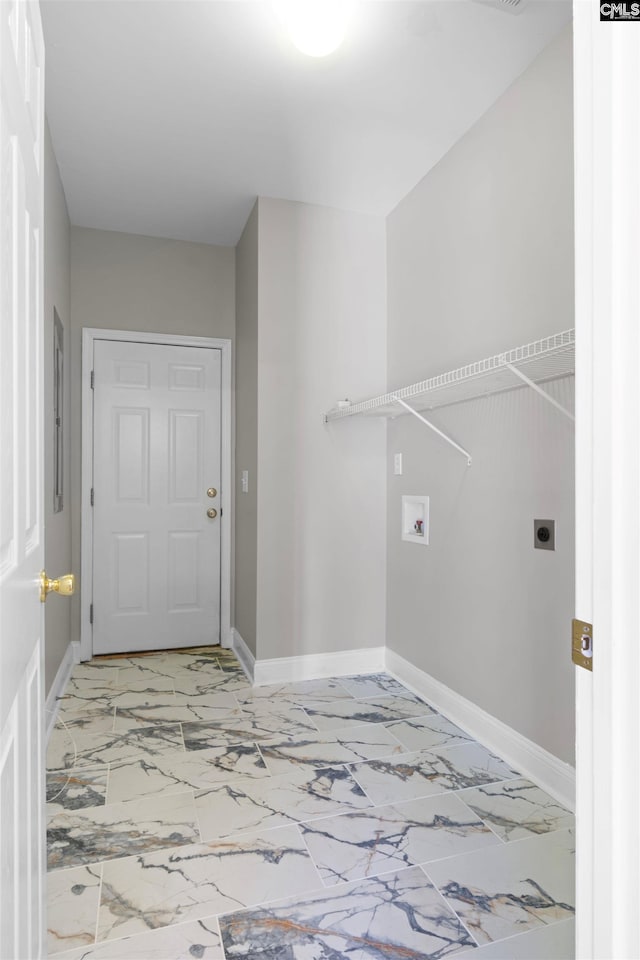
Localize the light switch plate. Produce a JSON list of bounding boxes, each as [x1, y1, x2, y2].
[[394, 453, 403, 476]]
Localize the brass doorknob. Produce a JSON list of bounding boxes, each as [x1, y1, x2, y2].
[[40, 571, 75, 603], [207, 508, 218, 519], [207, 487, 217, 498]]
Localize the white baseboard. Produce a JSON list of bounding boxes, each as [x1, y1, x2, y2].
[[253, 646, 386, 687], [45, 641, 80, 743], [386, 648, 576, 812], [230, 628, 256, 682]]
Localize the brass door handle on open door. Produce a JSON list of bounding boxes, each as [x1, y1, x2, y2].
[[207, 508, 218, 519], [40, 571, 75, 603]]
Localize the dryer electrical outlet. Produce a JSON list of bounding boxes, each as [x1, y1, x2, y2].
[[534, 519, 555, 551]]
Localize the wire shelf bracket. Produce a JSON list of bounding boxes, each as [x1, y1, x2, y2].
[[392, 395, 472, 465], [503, 362, 575, 422]]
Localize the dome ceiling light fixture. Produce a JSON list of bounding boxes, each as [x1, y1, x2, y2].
[[274, 1, 356, 58]]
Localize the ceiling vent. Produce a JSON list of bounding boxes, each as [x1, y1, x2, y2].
[[473, 0, 528, 14]]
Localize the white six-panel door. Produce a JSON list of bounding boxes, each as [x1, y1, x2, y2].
[[0, 0, 46, 957], [92, 339, 222, 654]]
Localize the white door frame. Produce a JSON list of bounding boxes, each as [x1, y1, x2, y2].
[[574, 3, 640, 957], [80, 328, 233, 661]]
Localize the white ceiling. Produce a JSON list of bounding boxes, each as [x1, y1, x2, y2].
[[41, 0, 571, 247]]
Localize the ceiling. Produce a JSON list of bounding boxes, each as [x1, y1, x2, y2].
[[41, 0, 571, 247]]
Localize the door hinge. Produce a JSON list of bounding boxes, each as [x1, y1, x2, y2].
[[89, 603, 94, 625], [90, 370, 95, 389], [572, 618, 593, 671], [90, 487, 94, 506]]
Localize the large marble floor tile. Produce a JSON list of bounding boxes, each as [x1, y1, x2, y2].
[[338, 673, 412, 699], [47, 724, 185, 771], [259, 723, 405, 774], [56, 686, 118, 713], [235, 678, 353, 704], [107, 743, 270, 804], [113, 698, 241, 732], [459, 778, 575, 842], [47, 864, 102, 955], [55, 707, 116, 736], [300, 692, 435, 731], [69, 662, 122, 684], [458, 918, 575, 958], [173, 671, 251, 696], [425, 828, 575, 946], [49, 917, 224, 959], [104, 687, 178, 710], [182, 706, 317, 750], [97, 826, 322, 943], [110, 674, 176, 694], [219, 865, 475, 959], [115, 656, 221, 685], [300, 792, 501, 886], [350, 743, 518, 806], [47, 766, 109, 815], [196, 765, 371, 840], [385, 713, 476, 752], [47, 791, 199, 870]]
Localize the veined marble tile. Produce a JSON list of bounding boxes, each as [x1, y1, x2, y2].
[[70, 662, 121, 684], [48, 791, 200, 870], [173, 671, 251, 696], [195, 765, 371, 840], [114, 656, 221, 685], [183, 706, 317, 750], [301, 792, 501, 886], [47, 724, 185, 772], [47, 766, 108, 815], [107, 744, 270, 804], [457, 918, 575, 958], [47, 864, 102, 955], [219, 865, 475, 959], [97, 826, 322, 943], [259, 723, 406, 774], [300, 692, 435, 731], [217, 659, 245, 674], [425, 828, 575, 946], [55, 707, 116, 736], [57, 685, 118, 712], [103, 688, 178, 711], [110, 675, 175, 694], [349, 743, 518, 806], [235, 678, 353, 705], [338, 673, 411, 699], [113, 699, 241, 732], [49, 917, 224, 959], [211, 646, 237, 658], [386, 713, 477, 752], [459, 778, 575, 842]]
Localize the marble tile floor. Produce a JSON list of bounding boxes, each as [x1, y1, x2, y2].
[[46, 648, 575, 959]]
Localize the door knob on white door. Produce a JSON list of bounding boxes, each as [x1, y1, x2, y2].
[[40, 571, 75, 603], [207, 508, 218, 519], [207, 487, 217, 498]]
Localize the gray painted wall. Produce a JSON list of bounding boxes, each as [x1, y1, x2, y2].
[[69, 227, 235, 647], [44, 123, 72, 694], [386, 27, 575, 763], [256, 198, 387, 662], [234, 203, 259, 654]]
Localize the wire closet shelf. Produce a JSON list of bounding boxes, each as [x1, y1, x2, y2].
[[324, 328, 575, 423]]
